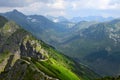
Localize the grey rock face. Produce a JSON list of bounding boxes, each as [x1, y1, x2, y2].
[[20, 41, 46, 60], [0, 57, 58, 80], [4, 55, 14, 72]]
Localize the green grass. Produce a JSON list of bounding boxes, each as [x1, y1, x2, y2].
[[33, 58, 81, 80], [3, 24, 11, 31], [0, 51, 10, 63]]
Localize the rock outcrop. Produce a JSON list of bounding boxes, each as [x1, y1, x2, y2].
[[0, 48, 58, 80], [0, 59, 58, 80], [0, 34, 58, 80], [20, 35, 48, 60], [20, 41, 46, 60]]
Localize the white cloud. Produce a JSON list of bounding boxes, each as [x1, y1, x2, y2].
[[47, 0, 66, 9], [0, 7, 15, 12], [70, 0, 120, 10], [0, 0, 120, 18], [16, 1, 67, 17]]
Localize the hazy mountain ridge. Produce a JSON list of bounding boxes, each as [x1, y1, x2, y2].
[[70, 16, 114, 23], [46, 15, 114, 23], [46, 15, 69, 23]]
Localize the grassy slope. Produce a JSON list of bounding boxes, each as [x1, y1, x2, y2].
[[28, 36, 98, 80], [26, 36, 82, 80]]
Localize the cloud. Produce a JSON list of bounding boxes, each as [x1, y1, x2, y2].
[[70, 0, 120, 10], [0, 0, 33, 7], [47, 0, 66, 9], [0, 0, 120, 18], [0, 0, 51, 7], [16, 1, 67, 17]]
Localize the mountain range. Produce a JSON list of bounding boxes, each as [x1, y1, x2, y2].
[[0, 15, 100, 80], [46, 15, 114, 23], [0, 9, 120, 77]]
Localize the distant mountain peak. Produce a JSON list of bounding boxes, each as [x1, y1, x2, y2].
[[13, 9, 18, 12], [7, 9, 24, 16], [10, 9, 21, 14], [3, 9, 26, 20]]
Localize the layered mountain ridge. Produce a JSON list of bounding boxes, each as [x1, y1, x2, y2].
[[1, 10, 120, 76]]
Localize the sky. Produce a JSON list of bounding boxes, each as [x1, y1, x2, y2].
[[0, 0, 120, 18]]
